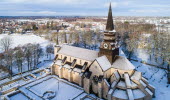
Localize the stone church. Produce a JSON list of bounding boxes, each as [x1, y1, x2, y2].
[[52, 3, 155, 100]]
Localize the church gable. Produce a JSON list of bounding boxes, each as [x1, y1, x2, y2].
[[112, 56, 135, 70], [96, 56, 112, 71], [89, 60, 104, 77]]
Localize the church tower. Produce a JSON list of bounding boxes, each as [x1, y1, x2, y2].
[[99, 3, 119, 64]]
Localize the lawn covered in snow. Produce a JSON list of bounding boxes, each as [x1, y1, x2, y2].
[[0, 33, 54, 78], [131, 60, 170, 100], [9, 92, 29, 100], [0, 33, 51, 53], [29, 78, 83, 99], [18, 76, 84, 100]]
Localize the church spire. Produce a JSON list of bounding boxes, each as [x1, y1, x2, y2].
[[106, 3, 114, 31], [99, 2, 119, 64]]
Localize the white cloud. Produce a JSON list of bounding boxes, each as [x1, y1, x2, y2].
[[0, 0, 170, 16], [8, 10, 102, 16], [1, 0, 87, 4], [129, 9, 158, 13], [13, 11, 58, 16], [104, 2, 118, 8], [142, 4, 170, 8]]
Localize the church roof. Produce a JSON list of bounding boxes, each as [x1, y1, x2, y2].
[[58, 45, 98, 61], [112, 56, 135, 70], [106, 3, 114, 31], [96, 56, 111, 71]]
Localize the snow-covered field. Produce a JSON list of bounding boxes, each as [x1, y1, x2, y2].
[[9, 76, 85, 100], [0, 33, 51, 53], [28, 77, 84, 99], [0, 33, 53, 78], [0, 69, 9, 79], [131, 60, 170, 100], [9, 92, 29, 100]]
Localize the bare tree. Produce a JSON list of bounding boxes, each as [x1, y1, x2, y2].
[[35, 44, 43, 66], [126, 32, 139, 59], [46, 44, 54, 60], [73, 32, 80, 46], [15, 47, 24, 74], [0, 53, 4, 66], [32, 44, 38, 69], [7, 49, 14, 77], [0, 36, 13, 52], [64, 32, 67, 43], [24, 44, 32, 71], [68, 33, 73, 44]]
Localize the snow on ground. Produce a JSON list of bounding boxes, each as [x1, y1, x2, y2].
[[11, 57, 53, 75], [132, 48, 168, 68], [28, 78, 83, 99], [14, 76, 84, 100], [0, 66, 50, 93], [0, 69, 9, 79], [135, 49, 149, 61], [0, 33, 54, 78], [9, 92, 29, 100], [0, 33, 51, 53], [131, 60, 170, 100]]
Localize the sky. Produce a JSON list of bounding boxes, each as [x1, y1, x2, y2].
[[0, 0, 170, 16]]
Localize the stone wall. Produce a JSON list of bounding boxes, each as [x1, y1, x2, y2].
[[62, 67, 69, 79], [83, 78, 91, 94], [72, 71, 80, 84], [103, 79, 110, 99]]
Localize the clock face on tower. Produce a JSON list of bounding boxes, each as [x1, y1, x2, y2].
[[104, 43, 108, 49]]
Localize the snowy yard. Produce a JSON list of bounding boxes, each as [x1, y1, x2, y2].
[[0, 33, 54, 79], [131, 60, 170, 100], [0, 69, 9, 79], [0, 33, 51, 53], [3, 75, 100, 100], [8, 92, 29, 100], [28, 77, 84, 99], [13, 76, 85, 100]]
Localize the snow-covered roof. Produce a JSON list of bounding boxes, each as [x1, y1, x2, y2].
[[112, 56, 135, 70], [58, 45, 98, 61], [96, 56, 111, 71], [63, 64, 71, 69], [124, 73, 132, 88], [133, 89, 145, 99], [131, 71, 141, 81], [55, 60, 62, 65], [112, 89, 128, 99], [117, 81, 126, 89], [73, 68, 82, 73], [114, 70, 120, 80], [119, 49, 126, 57], [73, 68, 81, 73]]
